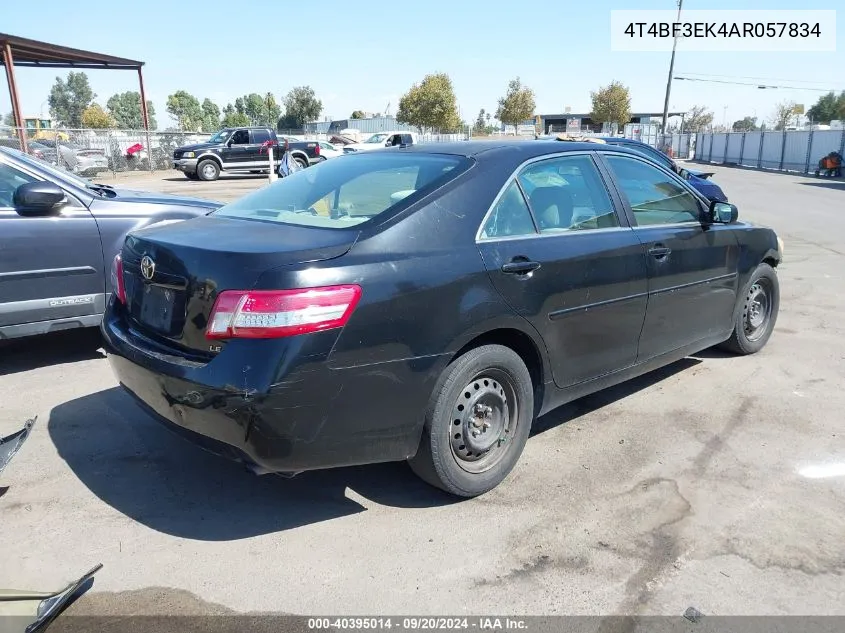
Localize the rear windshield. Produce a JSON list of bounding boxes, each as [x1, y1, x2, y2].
[[213, 152, 471, 229]]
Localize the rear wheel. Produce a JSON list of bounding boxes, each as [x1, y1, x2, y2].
[[408, 344, 534, 497], [718, 263, 779, 355], [197, 159, 220, 181], [295, 157, 308, 169]]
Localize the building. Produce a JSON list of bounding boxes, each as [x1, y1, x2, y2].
[[304, 115, 416, 135], [536, 111, 684, 134]]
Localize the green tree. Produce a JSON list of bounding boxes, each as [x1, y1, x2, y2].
[[473, 108, 488, 134], [48, 71, 95, 128], [201, 98, 221, 131], [81, 104, 115, 129], [772, 100, 797, 131], [221, 104, 250, 128], [495, 77, 536, 133], [589, 81, 631, 127], [731, 116, 758, 132], [807, 91, 845, 124], [684, 105, 714, 132], [2, 112, 15, 127], [106, 91, 157, 129], [350, 110, 366, 119], [166, 90, 203, 131], [281, 86, 323, 128], [396, 72, 461, 133]]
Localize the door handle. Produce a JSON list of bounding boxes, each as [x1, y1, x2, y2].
[[501, 259, 541, 274], [648, 244, 672, 259]]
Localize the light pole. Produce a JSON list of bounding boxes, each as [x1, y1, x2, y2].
[[661, 0, 683, 133]]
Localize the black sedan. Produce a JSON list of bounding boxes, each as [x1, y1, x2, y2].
[[101, 140, 783, 497]]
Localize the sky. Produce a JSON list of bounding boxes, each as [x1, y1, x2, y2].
[[1, 0, 842, 130]]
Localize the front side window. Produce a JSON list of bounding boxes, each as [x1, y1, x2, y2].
[[605, 155, 701, 226], [214, 152, 470, 229], [207, 129, 231, 143], [364, 134, 389, 144], [0, 161, 38, 207], [517, 155, 619, 232]]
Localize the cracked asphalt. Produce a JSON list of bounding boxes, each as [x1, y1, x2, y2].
[[0, 164, 843, 618]]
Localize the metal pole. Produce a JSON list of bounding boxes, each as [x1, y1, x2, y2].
[[137, 66, 153, 172], [3, 42, 28, 154], [267, 145, 276, 183], [660, 0, 683, 133]]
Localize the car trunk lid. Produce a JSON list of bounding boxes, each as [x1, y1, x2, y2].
[[120, 215, 359, 354]]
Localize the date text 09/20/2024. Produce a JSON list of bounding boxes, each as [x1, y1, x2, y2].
[[307, 617, 528, 630]]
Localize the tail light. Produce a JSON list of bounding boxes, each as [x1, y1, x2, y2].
[[314, 143, 320, 157], [206, 285, 362, 339], [111, 254, 126, 304]]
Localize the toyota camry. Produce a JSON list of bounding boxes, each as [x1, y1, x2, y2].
[[101, 140, 782, 497]]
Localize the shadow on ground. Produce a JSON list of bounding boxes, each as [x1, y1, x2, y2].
[[48, 356, 703, 541], [0, 329, 105, 377], [800, 180, 845, 191]]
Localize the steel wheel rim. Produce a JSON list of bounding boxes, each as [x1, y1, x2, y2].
[[201, 163, 216, 179], [449, 369, 518, 474], [743, 279, 773, 342]]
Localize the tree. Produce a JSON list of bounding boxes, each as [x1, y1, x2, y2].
[[807, 91, 845, 124], [495, 77, 536, 133], [396, 72, 461, 133], [473, 108, 488, 134], [81, 104, 115, 129], [350, 110, 366, 119], [2, 112, 15, 127], [106, 91, 157, 129], [684, 105, 714, 132], [282, 86, 323, 128], [731, 116, 758, 132], [48, 71, 95, 128], [589, 81, 631, 127], [166, 90, 203, 131], [201, 98, 221, 131], [772, 100, 797, 130], [221, 104, 250, 128]]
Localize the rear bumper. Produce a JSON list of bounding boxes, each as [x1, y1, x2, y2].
[[101, 306, 438, 474]]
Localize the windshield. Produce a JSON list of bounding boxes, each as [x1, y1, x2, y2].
[[4, 147, 92, 189], [364, 134, 389, 144], [207, 129, 231, 144], [213, 152, 471, 230]]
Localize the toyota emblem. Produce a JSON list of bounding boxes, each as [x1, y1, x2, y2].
[[140, 255, 155, 281]]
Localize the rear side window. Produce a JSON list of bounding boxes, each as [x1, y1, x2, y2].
[[214, 153, 471, 229], [251, 129, 271, 144], [479, 182, 536, 239]]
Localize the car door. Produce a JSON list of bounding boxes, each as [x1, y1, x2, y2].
[[248, 128, 273, 168], [220, 129, 252, 169], [0, 156, 104, 335], [476, 152, 649, 388], [600, 153, 739, 361]]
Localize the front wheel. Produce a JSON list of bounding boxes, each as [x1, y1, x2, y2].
[[197, 159, 220, 181], [408, 344, 534, 497], [718, 263, 779, 355]]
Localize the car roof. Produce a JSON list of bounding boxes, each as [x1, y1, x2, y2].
[[394, 139, 648, 164]]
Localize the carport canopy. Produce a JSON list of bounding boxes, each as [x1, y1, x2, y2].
[[0, 33, 150, 153]]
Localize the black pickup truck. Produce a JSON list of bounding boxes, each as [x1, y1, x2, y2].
[[172, 127, 322, 181]]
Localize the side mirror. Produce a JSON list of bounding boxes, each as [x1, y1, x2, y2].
[[13, 181, 66, 216], [678, 167, 690, 180], [709, 200, 738, 224]]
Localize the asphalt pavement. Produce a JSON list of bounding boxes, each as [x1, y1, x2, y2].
[[0, 165, 843, 619]]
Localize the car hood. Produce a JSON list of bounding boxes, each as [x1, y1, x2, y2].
[[109, 188, 222, 210], [344, 143, 384, 152], [177, 142, 217, 153]]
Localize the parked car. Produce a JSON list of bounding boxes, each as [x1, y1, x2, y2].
[[101, 140, 782, 497], [172, 127, 322, 181], [316, 141, 344, 160], [597, 137, 728, 202], [0, 147, 221, 340], [0, 138, 50, 161], [343, 131, 417, 153], [33, 138, 109, 176]]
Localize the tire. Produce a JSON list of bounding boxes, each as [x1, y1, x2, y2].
[[295, 157, 308, 169], [185, 171, 199, 180], [718, 263, 779, 355], [408, 344, 534, 497], [197, 159, 220, 182]]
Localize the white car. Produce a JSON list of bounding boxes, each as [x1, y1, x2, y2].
[[317, 141, 344, 160], [343, 131, 417, 153]]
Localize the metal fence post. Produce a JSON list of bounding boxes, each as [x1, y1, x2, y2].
[[839, 129, 845, 158], [779, 131, 787, 171], [723, 133, 729, 163], [708, 133, 714, 162], [757, 131, 765, 168], [739, 132, 746, 165], [804, 130, 814, 174]]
